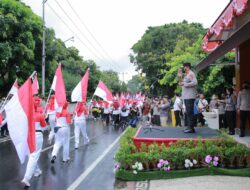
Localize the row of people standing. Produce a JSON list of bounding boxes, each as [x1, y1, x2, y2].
[[91, 99, 140, 128], [206, 81, 250, 137], [185, 81, 250, 137]]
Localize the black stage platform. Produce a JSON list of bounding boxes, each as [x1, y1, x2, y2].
[[133, 126, 220, 148]]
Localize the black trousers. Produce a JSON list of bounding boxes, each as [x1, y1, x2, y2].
[[219, 114, 226, 129], [153, 115, 161, 126], [184, 113, 188, 126], [198, 112, 205, 125], [184, 99, 195, 129], [225, 111, 236, 133], [104, 113, 110, 125], [1, 123, 9, 136], [193, 114, 198, 127], [240, 110, 250, 133], [113, 114, 120, 125], [174, 111, 182, 126]]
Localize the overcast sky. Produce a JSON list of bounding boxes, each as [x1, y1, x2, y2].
[[21, 0, 229, 82]]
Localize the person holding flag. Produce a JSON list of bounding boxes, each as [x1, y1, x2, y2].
[[71, 69, 90, 149], [73, 102, 89, 149], [22, 96, 47, 187], [3, 74, 37, 186], [51, 101, 71, 163], [49, 64, 71, 163], [112, 98, 120, 128], [103, 101, 111, 126]]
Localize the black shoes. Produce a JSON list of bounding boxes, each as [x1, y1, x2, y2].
[[184, 128, 195, 133], [51, 156, 56, 163]]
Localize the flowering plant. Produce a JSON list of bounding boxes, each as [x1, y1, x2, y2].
[[132, 161, 143, 174], [184, 159, 197, 169], [114, 163, 120, 173], [205, 155, 219, 167], [157, 159, 171, 172]]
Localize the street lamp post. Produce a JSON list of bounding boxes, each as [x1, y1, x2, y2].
[[63, 36, 74, 44], [119, 72, 128, 83], [42, 0, 48, 96]]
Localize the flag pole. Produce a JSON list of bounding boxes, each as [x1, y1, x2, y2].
[[44, 62, 61, 114], [30, 71, 37, 80], [43, 88, 53, 115]]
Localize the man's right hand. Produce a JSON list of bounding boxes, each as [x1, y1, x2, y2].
[[177, 69, 183, 79]]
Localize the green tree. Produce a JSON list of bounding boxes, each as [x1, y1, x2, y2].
[[160, 35, 235, 98], [130, 20, 206, 96], [0, 0, 42, 96], [0, 0, 121, 101], [127, 75, 145, 94]]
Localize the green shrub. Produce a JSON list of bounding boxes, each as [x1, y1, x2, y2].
[[114, 128, 250, 172]]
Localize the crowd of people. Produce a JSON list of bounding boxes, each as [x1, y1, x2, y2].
[[0, 62, 249, 188]]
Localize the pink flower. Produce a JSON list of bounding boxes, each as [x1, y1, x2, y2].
[[115, 163, 120, 169], [214, 156, 219, 162], [157, 163, 162, 168], [114, 163, 120, 172], [213, 161, 218, 166], [163, 166, 171, 171], [159, 159, 164, 164], [164, 160, 169, 165], [205, 155, 212, 164]]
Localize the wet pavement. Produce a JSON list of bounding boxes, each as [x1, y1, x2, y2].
[[0, 119, 128, 190]]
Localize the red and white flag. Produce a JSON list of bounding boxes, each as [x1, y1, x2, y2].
[[51, 64, 66, 112], [32, 75, 39, 95], [93, 81, 113, 102], [5, 78, 35, 164], [9, 79, 19, 95], [71, 68, 89, 102]]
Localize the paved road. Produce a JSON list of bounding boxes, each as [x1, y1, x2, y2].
[[0, 119, 127, 190]]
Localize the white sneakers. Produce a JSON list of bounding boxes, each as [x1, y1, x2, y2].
[[34, 170, 42, 177], [85, 138, 90, 145], [21, 178, 30, 187], [75, 139, 90, 148], [62, 157, 70, 163]]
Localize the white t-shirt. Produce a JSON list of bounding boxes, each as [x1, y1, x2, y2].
[[120, 108, 129, 117], [103, 107, 110, 114], [198, 99, 208, 112], [173, 97, 182, 111], [113, 108, 120, 115]]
